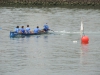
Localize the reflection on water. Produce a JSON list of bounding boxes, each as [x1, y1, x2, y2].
[[81, 44, 88, 52], [80, 43, 100, 75], [80, 44, 89, 74], [80, 44, 88, 65]]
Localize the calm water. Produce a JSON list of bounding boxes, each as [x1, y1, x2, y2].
[[0, 6, 100, 75]]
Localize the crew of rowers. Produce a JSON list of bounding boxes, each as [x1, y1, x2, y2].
[[14, 23, 49, 34]]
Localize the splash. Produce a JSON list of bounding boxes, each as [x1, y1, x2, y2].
[[49, 30, 100, 35]]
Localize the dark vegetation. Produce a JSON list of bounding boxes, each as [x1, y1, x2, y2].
[[0, 0, 100, 7]]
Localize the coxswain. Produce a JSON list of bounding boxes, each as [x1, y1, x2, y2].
[[43, 23, 50, 32]]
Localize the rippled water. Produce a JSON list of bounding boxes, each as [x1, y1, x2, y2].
[[0, 7, 100, 75]]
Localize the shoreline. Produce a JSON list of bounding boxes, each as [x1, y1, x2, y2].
[[0, 4, 100, 9], [0, 0, 100, 9]]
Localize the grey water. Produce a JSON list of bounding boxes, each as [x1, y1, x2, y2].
[[0, 6, 100, 75]]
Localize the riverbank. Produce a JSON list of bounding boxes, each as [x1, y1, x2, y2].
[[0, 0, 100, 9], [0, 0, 100, 6]]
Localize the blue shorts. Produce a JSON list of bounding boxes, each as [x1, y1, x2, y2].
[[43, 29, 49, 31]]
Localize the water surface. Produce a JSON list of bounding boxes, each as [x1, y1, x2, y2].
[[0, 7, 100, 75]]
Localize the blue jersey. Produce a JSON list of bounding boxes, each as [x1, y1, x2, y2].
[[44, 25, 49, 29], [26, 27, 30, 33], [44, 25, 49, 31], [14, 28, 20, 33], [20, 28, 25, 33], [34, 28, 40, 33]]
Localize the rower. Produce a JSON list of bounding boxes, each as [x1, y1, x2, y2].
[[33, 26, 41, 33], [43, 23, 50, 32], [25, 25, 30, 33], [20, 26, 25, 33], [14, 26, 20, 33]]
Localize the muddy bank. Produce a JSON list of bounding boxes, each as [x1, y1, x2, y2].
[[0, 0, 100, 8]]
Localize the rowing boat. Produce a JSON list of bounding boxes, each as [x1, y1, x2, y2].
[[10, 31, 49, 37]]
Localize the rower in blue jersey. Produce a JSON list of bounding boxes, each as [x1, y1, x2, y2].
[[33, 26, 41, 33], [20, 26, 25, 33], [43, 23, 49, 32], [14, 26, 20, 33], [25, 25, 30, 33]]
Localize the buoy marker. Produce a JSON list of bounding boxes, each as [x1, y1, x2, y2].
[[80, 21, 89, 44], [81, 35, 89, 44]]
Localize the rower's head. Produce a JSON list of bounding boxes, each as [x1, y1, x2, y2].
[[16, 26, 19, 28], [21, 26, 24, 28], [37, 26, 39, 28], [27, 25, 29, 27]]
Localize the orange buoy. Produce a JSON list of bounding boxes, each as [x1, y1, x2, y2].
[[81, 35, 89, 44]]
